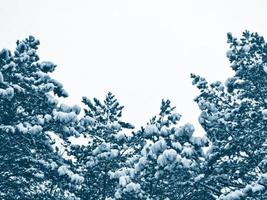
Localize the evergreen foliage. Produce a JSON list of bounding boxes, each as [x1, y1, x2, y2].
[[0, 31, 266, 199], [191, 31, 267, 199], [71, 92, 134, 199], [0, 36, 82, 199]]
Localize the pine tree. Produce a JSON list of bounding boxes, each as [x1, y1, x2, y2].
[[3, 31, 267, 200], [192, 31, 267, 199], [0, 36, 82, 199], [71, 92, 134, 200], [109, 99, 209, 199]]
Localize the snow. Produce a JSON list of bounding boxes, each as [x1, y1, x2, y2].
[[112, 168, 128, 179], [0, 87, 14, 99], [181, 145, 194, 157], [34, 71, 48, 79], [29, 125, 42, 134], [135, 157, 147, 172], [219, 174, 267, 200], [144, 124, 158, 136], [220, 190, 243, 200], [81, 116, 95, 127], [58, 104, 81, 115], [262, 109, 267, 118], [12, 84, 25, 93], [2, 63, 11, 70], [108, 171, 115, 179], [92, 142, 112, 156], [119, 176, 129, 187], [0, 72, 4, 83], [53, 111, 78, 123], [34, 172, 44, 179], [163, 149, 177, 162], [170, 112, 181, 121], [208, 103, 217, 112], [242, 44, 250, 52], [86, 159, 96, 168], [169, 134, 175, 141], [108, 122, 121, 130], [244, 183, 265, 193], [125, 182, 141, 192], [16, 123, 42, 134], [40, 83, 56, 92], [183, 123, 195, 138], [154, 170, 163, 179], [115, 132, 126, 141], [92, 147, 100, 156], [59, 103, 72, 112], [190, 136, 205, 146], [72, 104, 81, 115], [157, 149, 177, 166], [247, 64, 253, 69], [16, 123, 28, 134], [70, 174, 84, 184], [14, 73, 23, 80], [194, 174, 205, 182], [226, 50, 233, 58], [58, 165, 84, 184], [110, 149, 119, 158], [0, 125, 15, 134], [171, 141, 182, 151], [58, 165, 70, 176], [46, 94, 58, 105], [198, 99, 207, 110], [99, 142, 111, 152], [40, 61, 56, 72], [27, 49, 36, 56], [263, 64, 267, 74], [44, 114, 52, 122], [50, 162, 58, 170], [174, 127, 183, 137], [217, 83, 224, 91], [98, 152, 110, 159], [151, 139, 167, 154], [139, 156, 147, 166], [68, 127, 80, 137], [181, 157, 192, 168], [113, 122, 122, 130], [114, 191, 122, 199], [37, 115, 45, 125], [160, 126, 169, 136]]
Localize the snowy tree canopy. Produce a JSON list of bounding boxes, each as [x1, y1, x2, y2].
[[108, 99, 209, 200], [192, 31, 267, 199], [0, 36, 81, 199], [1, 31, 267, 199], [69, 92, 135, 199]]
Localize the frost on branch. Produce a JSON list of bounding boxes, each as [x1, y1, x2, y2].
[[0, 36, 81, 199], [192, 31, 267, 199], [109, 99, 209, 199]]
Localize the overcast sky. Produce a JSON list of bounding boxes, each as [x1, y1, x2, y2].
[[1, 0, 267, 135]]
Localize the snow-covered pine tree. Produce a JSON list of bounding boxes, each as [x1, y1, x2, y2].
[[0, 36, 82, 199], [192, 31, 267, 199], [109, 99, 209, 200], [71, 92, 134, 200]]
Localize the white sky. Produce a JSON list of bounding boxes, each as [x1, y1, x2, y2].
[[1, 0, 267, 135]]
